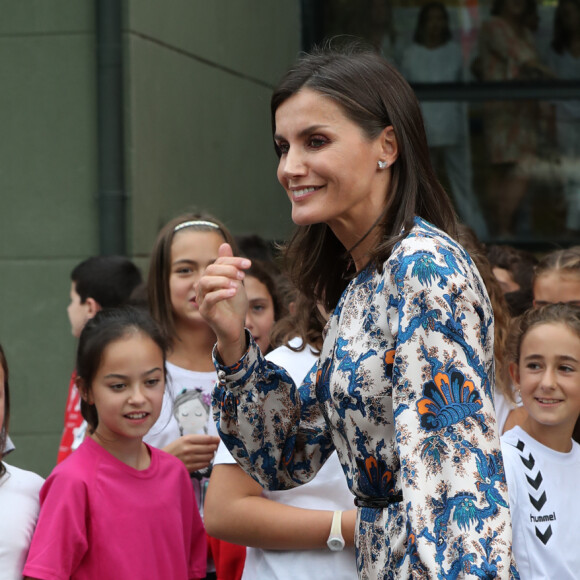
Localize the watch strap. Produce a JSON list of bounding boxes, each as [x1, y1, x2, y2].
[[327, 510, 345, 551]]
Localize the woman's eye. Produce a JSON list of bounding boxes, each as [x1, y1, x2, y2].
[[560, 365, 574, 373], [146, 379, 161, 387], [309, 136, 328, 148], [276, 141, 289, 155], [252, 304, 265, 313], [109, 383, 125, 391]]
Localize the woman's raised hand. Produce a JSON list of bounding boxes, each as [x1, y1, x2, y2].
[[197, 243, 251, 365]]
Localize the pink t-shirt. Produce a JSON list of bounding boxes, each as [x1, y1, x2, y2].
[[23, 437, 206, 580]]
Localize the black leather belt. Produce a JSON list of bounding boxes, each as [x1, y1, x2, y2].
[[354, 492, 403, 508]]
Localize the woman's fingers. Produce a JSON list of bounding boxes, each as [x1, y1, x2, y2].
[[197, 244, 251, 305], [205, 260, 250, 278], [213, 243, 252, 273], [197, 245, 250, 300], [196, 243, 250, 357], [197, 276, 245, 314]]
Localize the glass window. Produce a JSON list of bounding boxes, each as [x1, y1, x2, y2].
[[301, 0, 580, 248]]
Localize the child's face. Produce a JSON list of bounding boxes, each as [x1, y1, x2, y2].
[[513, 322, 580, 442], [533, 272, 580, 308], [67, 282, 92, 338], [169, 230, 224, 328], [85, 332, 165, 446], [244, 275, 276, 353]]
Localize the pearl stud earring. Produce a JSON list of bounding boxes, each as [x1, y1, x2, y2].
[[378, 160, 388, 169]]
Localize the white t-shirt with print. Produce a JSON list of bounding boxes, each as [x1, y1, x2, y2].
[[144, 361, 218, 511], [145, 361, 218, 449], [501, 426, 580, 579]]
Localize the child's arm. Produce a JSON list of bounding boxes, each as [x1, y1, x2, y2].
[[205, 463, 356, 549]]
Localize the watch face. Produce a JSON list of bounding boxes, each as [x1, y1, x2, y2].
[[327, 537, 345, 551]]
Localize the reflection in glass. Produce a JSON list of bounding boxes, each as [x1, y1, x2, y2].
[[546, 0, 580, 232], [303, 0, 580, 243], [478, 0, 554, 237], [401, 3, 488, 238]]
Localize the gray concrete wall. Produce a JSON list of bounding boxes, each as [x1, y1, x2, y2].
[[125, 0, 299, 258], [2, 0, 300, 477], [0, 1, 97, 476]]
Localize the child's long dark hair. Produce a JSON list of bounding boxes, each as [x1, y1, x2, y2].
[[0, 345, 10, 478], [76, 307, 168, 433], [507, 303, 580, 443], [270, 291, 327, 355]]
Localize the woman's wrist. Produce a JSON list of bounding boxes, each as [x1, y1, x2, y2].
[[216, 330, 248, 367]]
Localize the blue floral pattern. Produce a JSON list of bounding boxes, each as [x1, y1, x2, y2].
[[213, 218, 518, 579]]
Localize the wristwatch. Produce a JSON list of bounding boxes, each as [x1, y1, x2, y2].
[[327, 510, 345, 551]]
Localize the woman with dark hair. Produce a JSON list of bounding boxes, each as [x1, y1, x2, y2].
[[0, 345, 44, 579], [401, 2, 487, 238], [547, 0, 580, 231], [198, 45, 517, 578]]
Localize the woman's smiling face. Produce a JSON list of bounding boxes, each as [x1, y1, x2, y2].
[[274, 88, 394, 248]]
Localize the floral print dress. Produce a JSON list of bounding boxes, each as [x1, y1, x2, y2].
[[213, 218, 518, 579]]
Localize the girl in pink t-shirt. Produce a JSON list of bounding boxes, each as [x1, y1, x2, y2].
[[23, 307, 206, 580]]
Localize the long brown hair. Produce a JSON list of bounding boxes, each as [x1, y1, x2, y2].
[[147, 212, 238, 345], [272, 44, 457, 311], [457, 225, 514, 403], [270, 291, 327, 355]]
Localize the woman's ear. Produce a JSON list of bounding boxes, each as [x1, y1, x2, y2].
[[76, 376, 93, 405], [378, 125, 399, 166]]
